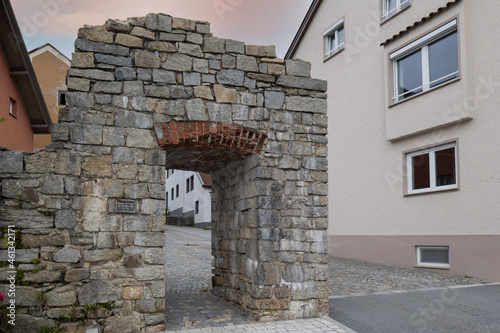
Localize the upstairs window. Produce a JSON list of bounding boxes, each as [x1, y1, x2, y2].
[[391, 19, 459, 103], [406, 142, 458, 195], [176, 184, 179, 198], [190, 175, 194, 191], [383, 0, 411, 21], [186, 178, 190, 193], [324, 18, 344, 59], [9, 98, 17, 118]]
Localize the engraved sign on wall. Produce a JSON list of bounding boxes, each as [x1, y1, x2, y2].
[[116, 199, 136, 214]]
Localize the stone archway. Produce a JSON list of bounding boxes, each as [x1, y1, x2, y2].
[[0, 13, 328, 332]]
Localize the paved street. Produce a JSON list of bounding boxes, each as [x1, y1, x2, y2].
[[330, 284, 500, 333], [164, 225, 497, 332]]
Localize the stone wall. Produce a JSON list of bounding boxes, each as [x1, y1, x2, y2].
[[0, 13, 328, 332]]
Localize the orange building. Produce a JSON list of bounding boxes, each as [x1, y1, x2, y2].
[[0, 0, 51, 151], [30, 44, 71, 149]]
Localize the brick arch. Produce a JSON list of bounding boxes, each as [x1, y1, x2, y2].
[[156, 122, 266, 172]]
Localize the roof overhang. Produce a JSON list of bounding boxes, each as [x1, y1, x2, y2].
[[285, 0, 323, 60], [0, 0, 51, 134], [380, 0, 461, 46]]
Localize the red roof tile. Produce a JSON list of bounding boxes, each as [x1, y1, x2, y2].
[[199, 172, 212, 187]]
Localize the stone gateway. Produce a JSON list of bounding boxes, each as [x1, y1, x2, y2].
[[0, 13, 328, 332]]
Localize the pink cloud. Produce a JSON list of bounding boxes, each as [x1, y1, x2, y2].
[[11, 0, 312, 57]]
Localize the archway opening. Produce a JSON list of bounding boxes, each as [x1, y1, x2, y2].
[[158, 122, 267, 328]]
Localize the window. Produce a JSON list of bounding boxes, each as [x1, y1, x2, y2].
[[58, 91, 67, 106], [9, 98, 17, 118], [391, 20, 459, 103], [176, 184, 179, 198], [324, 18, 344, 59], [417, 246, 450, 268], [383, 0, 411, 21], [186, 178, 190, 193], [195, 201, 199, 215], [406, 142, 457, 194], [171, 188, 174, 201], [190, 175, 194, 191]]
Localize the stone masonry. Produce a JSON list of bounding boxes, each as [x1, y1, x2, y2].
[[0, 13, 328, 332]]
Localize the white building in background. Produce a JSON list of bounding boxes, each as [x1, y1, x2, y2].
[[166, 169, 212, 226]]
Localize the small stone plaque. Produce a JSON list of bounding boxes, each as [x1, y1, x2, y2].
[[116, 199, 136, 214]]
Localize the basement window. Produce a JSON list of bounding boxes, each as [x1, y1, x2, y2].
[[417, 246, 450, 268]]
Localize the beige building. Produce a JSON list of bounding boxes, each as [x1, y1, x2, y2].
[[30, 43, 71, 149], [287, 0, 500, 281]]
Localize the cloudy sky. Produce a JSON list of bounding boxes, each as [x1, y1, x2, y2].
[[11, 0, 312, 59]]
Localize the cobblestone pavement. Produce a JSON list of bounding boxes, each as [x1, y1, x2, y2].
[[164, 225, 488, 332], [328, 257, 488, 296], [165, 226, 255, 331], [164, 226, 352, 332], [165, 225, 212, 294]]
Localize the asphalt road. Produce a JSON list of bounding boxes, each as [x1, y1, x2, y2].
[[330, 284, 500, 333]]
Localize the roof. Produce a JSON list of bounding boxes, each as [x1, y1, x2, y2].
[[285, 0, 323, 60], [29, 43, 71, 65], [0, 0, 51, 133], [199, 173, 212, 188]]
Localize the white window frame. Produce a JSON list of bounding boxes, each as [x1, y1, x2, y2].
[[390, 19, 458, 103], [406, 142, 458, 195], [323, 18, 344, 59], [9, 98, 16, 117], [383, 0, 411, 21], [417, 246, 450, 268]]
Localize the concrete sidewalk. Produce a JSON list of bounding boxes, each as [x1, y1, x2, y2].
[[163, 317, 355, 333]]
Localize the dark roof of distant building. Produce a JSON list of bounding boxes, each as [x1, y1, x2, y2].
[[29, 43, 71, 64], [0, 0, 51, 133]]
